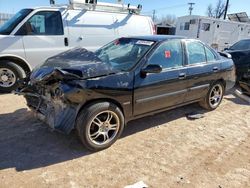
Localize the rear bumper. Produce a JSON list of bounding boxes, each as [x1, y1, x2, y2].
[[16, 91, 77, 134]]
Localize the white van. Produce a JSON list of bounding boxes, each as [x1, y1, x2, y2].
[[0, 1, 155, 92]]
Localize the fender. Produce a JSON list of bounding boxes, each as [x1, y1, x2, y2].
[[0, 54, 32, 73]]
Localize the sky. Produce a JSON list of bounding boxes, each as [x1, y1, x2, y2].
[[0, 0, 249, 18]]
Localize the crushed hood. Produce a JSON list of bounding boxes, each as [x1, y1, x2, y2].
[[30, 48, 116, 84]]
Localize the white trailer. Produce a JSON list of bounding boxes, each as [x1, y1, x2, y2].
[[176, 15, 250, 51]]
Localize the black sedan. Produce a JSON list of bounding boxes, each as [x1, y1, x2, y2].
[[17, 36, 236, 151], [225, 39, 250, 94]]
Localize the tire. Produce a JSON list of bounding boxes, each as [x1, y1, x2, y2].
[[199, 82, 225, 110], [0, 61, 24, 93], [76, 102, 125, 151]]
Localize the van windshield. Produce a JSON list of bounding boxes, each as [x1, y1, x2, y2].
[[0, 9, 33, 35]]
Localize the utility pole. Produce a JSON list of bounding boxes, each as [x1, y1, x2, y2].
[[223, 0, 229, 20], [188, 3, 195, 15], [50, 0, 55, 5], [152, 9, 156, 22]]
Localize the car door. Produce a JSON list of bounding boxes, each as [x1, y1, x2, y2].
[[133, 39, 188, 116], [15, 10, 69, 68], [184, 40, 221, 102]]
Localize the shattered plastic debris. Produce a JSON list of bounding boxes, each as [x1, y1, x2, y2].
[[124, 181, 148, 188], [185, 112, 205, 120]]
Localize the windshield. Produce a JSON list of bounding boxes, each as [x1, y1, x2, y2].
[[95, 38, 155, 71], [229, 40, 250, 51], [0, 9, 33, 35]]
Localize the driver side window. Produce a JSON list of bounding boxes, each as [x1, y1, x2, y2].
[[148, 40, 183, 69], [16, 11, 63, 35]]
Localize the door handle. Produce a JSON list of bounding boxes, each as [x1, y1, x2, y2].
[[64, 37, 69, 46], [213, 67, 219, 72], [179, 73, 186, 79]]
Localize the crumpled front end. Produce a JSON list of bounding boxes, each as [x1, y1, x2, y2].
[[15, 69, 83, 134], [19, 81, 78, 134], [15, 47, 116, 133], [239, 70, 250, 95]]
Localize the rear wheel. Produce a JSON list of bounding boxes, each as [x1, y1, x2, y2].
[[0, 62, 24, 93], [199, 82, 225, 110], [76, 102, 124, 151]]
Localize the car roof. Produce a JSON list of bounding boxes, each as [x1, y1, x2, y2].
[[129, 35, 186, 42], [238, 39, 250, 42]]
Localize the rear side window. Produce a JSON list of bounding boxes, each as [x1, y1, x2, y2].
[[186, 41, 206, 64], [205, 46, 217, 62], [148, 40, 183, 69], [16, 11, 63, 35]]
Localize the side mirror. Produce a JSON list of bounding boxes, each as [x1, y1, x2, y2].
[[218, 52, 232, 59], [141, 64, 162, 75], [224, 47, 229, 51]]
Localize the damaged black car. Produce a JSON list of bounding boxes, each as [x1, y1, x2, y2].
[[17, 36, 236, 151], [225, 39, 250, 95]]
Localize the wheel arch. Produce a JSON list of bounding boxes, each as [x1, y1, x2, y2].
[[0, 55, 32, 75], [215, 78, 226, 88], [76, 98, 125, 120]]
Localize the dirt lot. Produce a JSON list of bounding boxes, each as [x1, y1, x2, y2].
[[0, 93, 249, 188]]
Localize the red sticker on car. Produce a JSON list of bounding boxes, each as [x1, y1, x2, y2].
[[114, 40, 120, 45], [165, 50, 171, 58]]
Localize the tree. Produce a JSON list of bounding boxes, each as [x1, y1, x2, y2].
[[206, 0, 228, 19], [158, 15, 177, 25]]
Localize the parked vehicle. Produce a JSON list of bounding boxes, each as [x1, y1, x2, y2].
[[17, 35, 236, 151], [176, 15, 250, 51], [225, 39, 250, 94], [0, 0, 155, 92], [225, 39, 250, 80]]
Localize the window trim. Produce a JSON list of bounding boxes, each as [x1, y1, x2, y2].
[[184, 40, 207, 66], [204, 44, 218, 62], [15, 10, 64, 36]]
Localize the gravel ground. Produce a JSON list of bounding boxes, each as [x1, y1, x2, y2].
[[0, 93, 249, 188]]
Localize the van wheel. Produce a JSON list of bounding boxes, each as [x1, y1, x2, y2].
[[76, 102, 125, 151], [199, 82, 225, 110], [0, 62, 24, 93]]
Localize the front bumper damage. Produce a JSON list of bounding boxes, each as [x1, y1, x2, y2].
[[239, 80, 250, 95], [15, 87, 77, 134], [239, 71, 250, 95]]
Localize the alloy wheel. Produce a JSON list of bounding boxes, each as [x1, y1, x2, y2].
[[209, 84, 223, 108], [88, 110, 120, 146]]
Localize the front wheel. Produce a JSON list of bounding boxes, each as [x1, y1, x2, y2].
[[199, 82, 225, 110], [76, 102, 125, 151], [0, 62, 24, 93]]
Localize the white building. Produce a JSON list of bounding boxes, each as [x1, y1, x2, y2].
[[176, 15, 250, 51], [0, 13, 13, 26]]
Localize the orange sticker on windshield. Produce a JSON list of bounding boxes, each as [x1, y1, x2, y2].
[[165, 51, 171, 58]]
